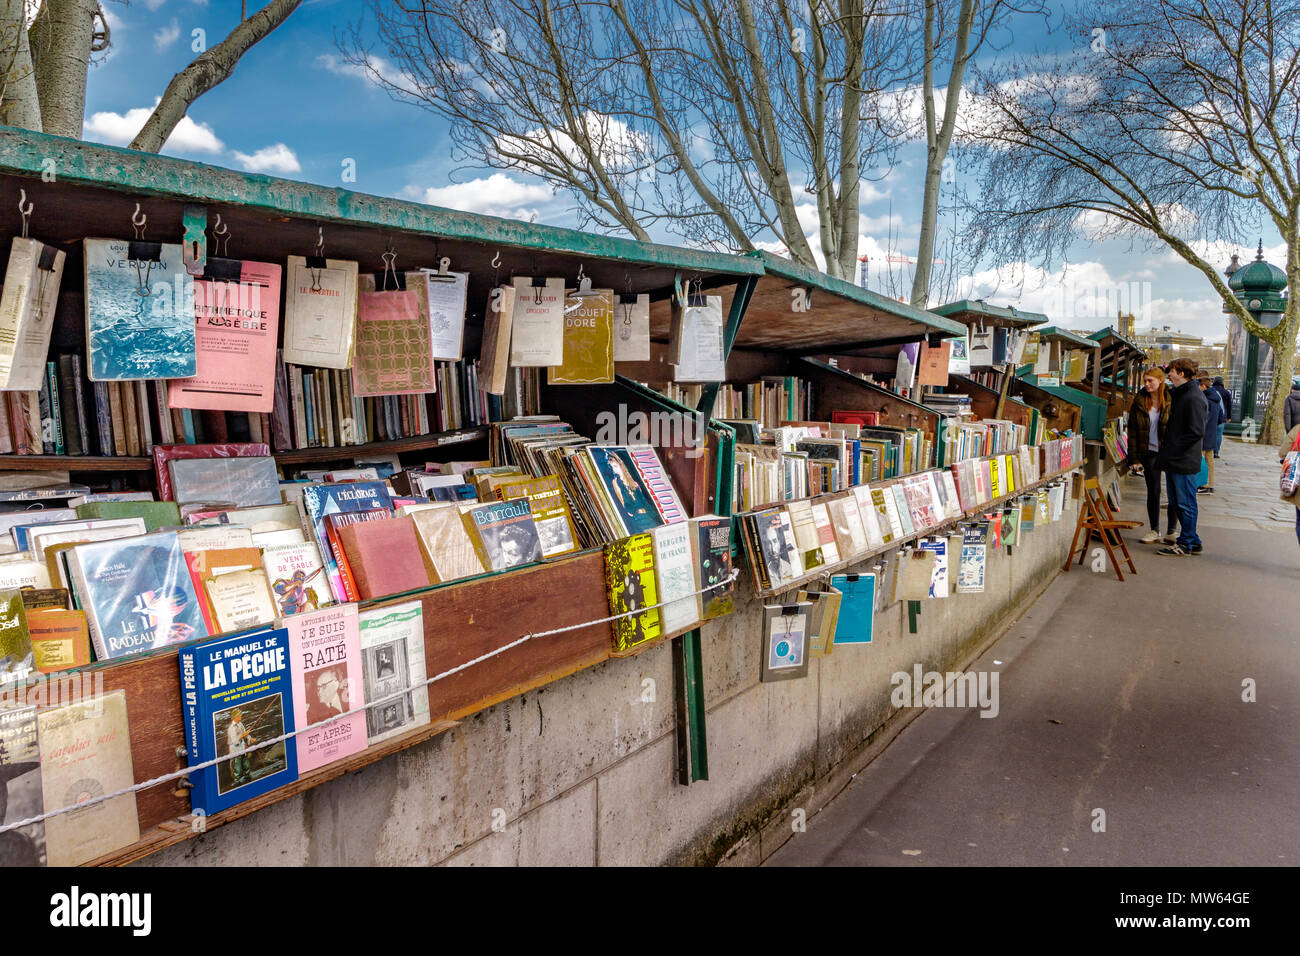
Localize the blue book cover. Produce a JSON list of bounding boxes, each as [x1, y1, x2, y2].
[[179, 626, 298, 815], [83, 238, 196, 381], [300, 481, 394, 601], [829, 573, 875, 644], [67, 529, 208, 660]]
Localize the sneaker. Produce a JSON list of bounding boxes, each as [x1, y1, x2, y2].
[[1140, 530, 1162, 543], [1197, 486, 1209, 494], [1187, 544, 1204, 554], [1205, 487, 1214, 493], [1162, 533, 1178, 544], [1157, 544, 1190, 556]]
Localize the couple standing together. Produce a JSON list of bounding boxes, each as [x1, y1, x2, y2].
[[1126, 358, 1226, 556]]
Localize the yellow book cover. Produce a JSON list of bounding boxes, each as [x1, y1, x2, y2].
[[548, 289, 614, 385], [605, 533, 662, 653], [989, 458, 1003, 498]]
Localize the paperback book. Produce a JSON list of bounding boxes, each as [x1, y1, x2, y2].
[[359, 600, 430, 743], [605, 532, 662, 653], [286, 604, 367, 773]]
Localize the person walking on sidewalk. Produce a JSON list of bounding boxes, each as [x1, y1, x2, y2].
[[1211, 376, 1232, 458], [1197, 374, 1225, 494], [1284, 378, 1300, 432], [1126, 367, 1179, 544], [1156, 358, 1207, 556]]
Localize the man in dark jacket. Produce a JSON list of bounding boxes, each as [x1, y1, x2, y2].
[[1285, 378, 1300, 433], [1156, 358, 1207, 555], [1211, 376, 1232, 457], [1197, 375, 1224, 493]]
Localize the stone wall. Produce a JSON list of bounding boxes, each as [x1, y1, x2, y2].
[[144, 494, 1078, 867]]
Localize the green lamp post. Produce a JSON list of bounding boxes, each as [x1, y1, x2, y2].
[[1223, 242, 1287, 434]]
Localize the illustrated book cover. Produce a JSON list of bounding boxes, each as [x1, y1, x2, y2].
[[358, 600, 430, 744], [605, 532, 662, 653], [286, 603, 367, 773]]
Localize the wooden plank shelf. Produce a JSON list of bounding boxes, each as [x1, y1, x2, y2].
[[0, 454, 152, 471], [747, 464, 1081, 600]]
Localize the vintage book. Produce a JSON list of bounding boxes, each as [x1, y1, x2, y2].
[[549, 289, 614, 385], [300, 481, 395, 602], [827, 494, 868, 559], [0, 556, 51, 590], [44, 361, 63, 453], [282, 255, 359, 369], [786, 500, 824, 572], [353, 271, 436, 395], [479, 284, 515, 395], [67, 530, 208, 660], [359, 600, 429, 744], [179, 626, 298, 815], [323, 510, 390, 601], [27, 516, 148, 566], [410, 507, 485, 583], [176, 524, 254, 555], [18, 587, 67, 610], [760, 603, 811, 682], [0, 588, 34, 686], [422, 268, 468, 360], [754, 507, 802, 590], [918, 537, 950, 598], [583, 445, 665, 537], [811, 502, 841, 565], [509, 276, 565, 367], [83, 238, 195, 380], [901, 473, 941, 531], [38, 690, 139, 866], [652, 520, 697, 635], [286, 603, 367, 773], [0, 237, 66, 391], [73, 500, 180, 532], [868, 486, 903, 545], [898, 548, 936, 600], [262, 541, 331, 617], [495, 474, 579, 558], [692, 515, 734, 620], [203, 568, 278, 633], [829, 573, 875, 643], [462, 499, 542, 572], [168, 258, 282, 413], [337, 515, 433, 600], [612, 292, 650, 362], [628, 445, 687, 525], [0, 703, 44, 866], [168, 455, 281, 508], [605, 532, 662, 653], [852, 485, 886, 550], [184, 546, 263, 632], [26, 608, 91, 672], [56, 354, 81, 455], [799, 587, 842, 657], [669, 294, 725, 382], [956, 522, 988, 593]]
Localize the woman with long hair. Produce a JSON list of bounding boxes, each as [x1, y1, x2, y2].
[[1126, 367, 1178, 544]]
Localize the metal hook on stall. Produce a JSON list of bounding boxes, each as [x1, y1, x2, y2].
[[380, 243, 399, 291], [308, 226, 326, 292], [132, 202, 147, 239], [211, 213, 230, 257], [17, 189, 33, 239]]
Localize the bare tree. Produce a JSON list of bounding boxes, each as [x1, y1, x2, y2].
[[341, 0, 919, 280], [963, 0, 1300, 442], [1, 0, 300, 151]]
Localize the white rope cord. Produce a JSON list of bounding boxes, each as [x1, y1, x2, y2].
[[0, 569, 741, 835]]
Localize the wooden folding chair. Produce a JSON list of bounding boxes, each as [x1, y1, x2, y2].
[[1063, 477, 1140, 581]]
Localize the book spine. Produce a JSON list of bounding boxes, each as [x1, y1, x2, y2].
[[136, 380, 153, 455], [201, 409, 228, 444], [271, 351, 292, 452], [70, 354, 91, 455], [304, 370, 316, 447], [178, 646, 202, 774], [289, 364, 306, 449], [120, 374, 139, 457], [67, 553, 108, 660], [154, 381, 175, 445], [325, 523, 360, 602], [56, 356, 81, 455], [180, 407, 196, 445], [44, 361, 63, 454], [0, 393, 11, 455], [6, 393, 27, 455]]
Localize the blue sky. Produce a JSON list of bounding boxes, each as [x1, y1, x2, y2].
[[83, 0, 1286, 345]]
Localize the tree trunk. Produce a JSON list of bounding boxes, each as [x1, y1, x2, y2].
[[0, 0, 42, 130], [130, 0, 301, 153], [911, 156, 944, 307], [1259, 301, 1299, 446], [27, 0, 97, 138]]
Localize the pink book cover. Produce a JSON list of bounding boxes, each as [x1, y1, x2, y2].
[[352, 276, 435, 397], [286, 603, 369, 773], [168, 259, 283, 413]]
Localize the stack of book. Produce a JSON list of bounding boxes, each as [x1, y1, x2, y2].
[[657, 376, 816, 427]]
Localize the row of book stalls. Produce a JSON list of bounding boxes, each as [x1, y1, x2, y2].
[[0, 129, 1103, 868]]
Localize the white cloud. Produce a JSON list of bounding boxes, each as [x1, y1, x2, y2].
[[231, 143, 301, 174], [417, 173, 553, 219], [153, 18, 180, 52], [143, 0, 168, 10], [83, 101, 224, 154], [316, 53, 416, 94]]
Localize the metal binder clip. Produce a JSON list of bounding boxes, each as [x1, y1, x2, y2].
[[572, 263, 599, 298], [426, 255, 458, 284], [211, 213, 230, 258], [530, 275, 547, 305], [132, 202, 147, 239], [307, 227, 326, 291], [380, 246, 401, 291], [618, 273, 637, 306], [17, 189, 32, 238]]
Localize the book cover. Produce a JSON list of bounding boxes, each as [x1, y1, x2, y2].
[[605, 532, 662, 653], [852, 485, 885, 549], [479, 284, 514, 395], [410, 507, 485, 583], [358, 600, 429, 744], [286, 604, 367, 773], [918, 537, 950, 598], [508, 276, 565, 367], [262, 541, 332, 617], [889, 484, 916, 537], [56, 354, 81, 455], [0, 588, 34, 686], [168, 455, 281, 508], [83, 239, 195, 380], [282, 255, 358, 369], [827, 495, 868, 559], [337, 515, 433, 600], [203, 568, 278, 634], [692, 515, 734, 620], [495, 474, 579, 558], [0, 237, 66, 391], [462, 499, 542, 571], [168, 258, 282, 413], [669, 295, 725, 382], [627, 444, 687, 525], [652, 521, 697, 635], [870, 487, 903, 543], [829, 573, 875, 644], [754, 508, 802, 589], [760, 604, 810, 682], [901, 473, 941, 531], [26, 608, 91, 673], [956, 523, 988, 593], [549, 289, 614, 385], [179, 627, 297, 815], [323, 510, 390, 602], [0, 556, 51, 591], [799, 587, 842, 657], [585, 445, 664, 536], [423, 269, 468, 360], [0, 703, 44, 866], [67, 530, 208, 660], [27, 517, 148, 566], [73, 500, 181, 532], [811, 502, 840, 565], [612, 292, 650, 362], [300, 481, 395, 602], [38, 690, 139, 865], [353, 272, 436, 396]]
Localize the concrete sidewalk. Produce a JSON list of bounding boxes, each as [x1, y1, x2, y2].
[[765, 439, 1300, 866]]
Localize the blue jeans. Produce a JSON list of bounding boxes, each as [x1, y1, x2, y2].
[[1170, 472, 1201, 549], [1295, 508, 1299, 547], [1164, 470, 1179, 535], [1215, 423, 1225, 453]]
